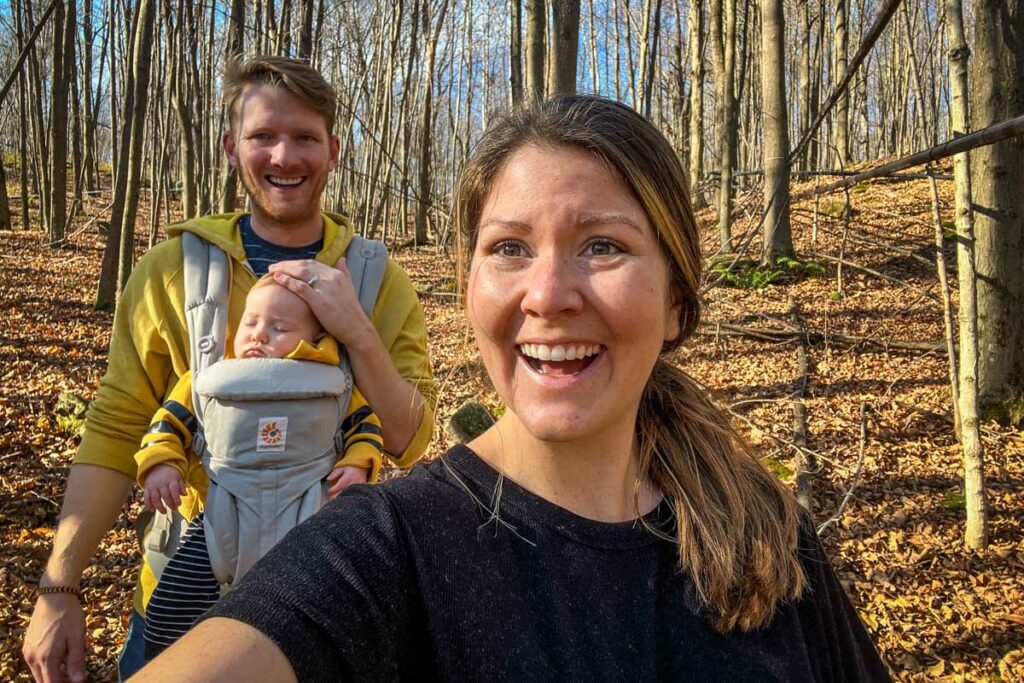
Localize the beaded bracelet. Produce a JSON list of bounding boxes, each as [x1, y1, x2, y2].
[[37, 585, 82, 601]]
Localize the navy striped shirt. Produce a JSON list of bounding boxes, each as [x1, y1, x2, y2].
[[239, 215, 323, 276]]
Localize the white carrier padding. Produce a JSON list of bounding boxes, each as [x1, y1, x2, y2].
[[195, 357, 353, 586]]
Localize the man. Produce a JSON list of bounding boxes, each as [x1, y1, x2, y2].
[[22, 56, 436, 682]]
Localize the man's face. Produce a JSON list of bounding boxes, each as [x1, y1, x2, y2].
[[223, 84, 340, 228], [233, 283, 322, 360]]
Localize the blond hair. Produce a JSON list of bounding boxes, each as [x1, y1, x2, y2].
[[453, 96, 805, 633], [223, 55, 337, 134]]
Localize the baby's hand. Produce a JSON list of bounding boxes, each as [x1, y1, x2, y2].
[[327, 465, 370, 500], [143, 465, 186, 513]]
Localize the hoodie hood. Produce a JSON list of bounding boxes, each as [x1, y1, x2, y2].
[[165, 212, 356, 267], [285, 335, 341, 365]]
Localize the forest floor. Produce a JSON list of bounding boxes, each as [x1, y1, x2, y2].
[[1, 166, 1022, 681]]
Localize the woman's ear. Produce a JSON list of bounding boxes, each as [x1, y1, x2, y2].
[[664, 286, 683, 343]]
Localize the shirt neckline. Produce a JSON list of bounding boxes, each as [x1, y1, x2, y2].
[[439, 444, 676, 550]]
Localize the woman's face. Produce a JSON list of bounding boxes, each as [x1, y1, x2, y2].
[[467, 144, 681, 446]]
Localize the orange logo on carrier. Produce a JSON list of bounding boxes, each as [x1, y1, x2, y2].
[[256, 417, 288, 452]]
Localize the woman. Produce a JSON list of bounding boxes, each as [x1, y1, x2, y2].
[[136, 96, 889, 681]]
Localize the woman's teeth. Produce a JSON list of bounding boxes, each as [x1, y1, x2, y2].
[[519, 343, 601, 361]]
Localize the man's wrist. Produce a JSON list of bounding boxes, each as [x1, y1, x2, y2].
[[37, 584, 84, 602], [342, 321, 384, 356]]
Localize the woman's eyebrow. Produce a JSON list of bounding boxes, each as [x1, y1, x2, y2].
[[578, 212, 644, 233], [478, 219, 531, 232]]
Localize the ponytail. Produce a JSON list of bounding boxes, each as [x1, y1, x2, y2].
[[636, 359, 805, 632]]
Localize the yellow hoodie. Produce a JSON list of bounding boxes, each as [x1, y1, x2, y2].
[[76, 212, 435, 612]]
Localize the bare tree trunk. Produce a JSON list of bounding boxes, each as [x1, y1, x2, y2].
[[0, 160, 11, 230], [414, 0, 451, 245], [298, 0, 315, 60], [832, 0, 849, 167], [220, 0, 245, 213], [14, 0, 32, 230], [548, 0, 580, 97], [525, 0, 546, 102], [47, 0, 73, 245], [946, 0, 988, 550], [70, 50, 83, 204], [688, 0, 705, 206], [970, 0, 1024, 422], [709, 0, 737, 250], [637, 0, 662, 116], [277, 0, 293, 56], [760, 0, 792, 264], [797, 0, 811, 171], [81, 0, 97, 192], [510, 0, 524, 106]]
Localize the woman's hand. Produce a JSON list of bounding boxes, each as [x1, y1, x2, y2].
[[268, 258, 377, 351], [143, 465, 185, 513], [326, 466, 369, 500]]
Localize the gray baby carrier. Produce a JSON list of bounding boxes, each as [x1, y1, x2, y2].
[[142, 229, 387, 588]]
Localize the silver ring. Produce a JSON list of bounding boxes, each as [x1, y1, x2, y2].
[[306, 274, 320, 287]]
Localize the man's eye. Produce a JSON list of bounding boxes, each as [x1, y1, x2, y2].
[[493, 241, 525, 258], [585, 239, 623, 257]]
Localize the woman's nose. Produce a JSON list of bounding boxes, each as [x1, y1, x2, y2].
[[520, 252, 584, 318]]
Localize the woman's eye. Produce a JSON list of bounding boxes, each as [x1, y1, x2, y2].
[[493, 241, 525, 258], [585, 239, 623, 257]]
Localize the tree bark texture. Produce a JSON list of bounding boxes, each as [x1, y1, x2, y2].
[[548, 0, 580, 97], [760, 0, 793, 264], [525, 0, 546, 102], [969, 0, 1024, 419]]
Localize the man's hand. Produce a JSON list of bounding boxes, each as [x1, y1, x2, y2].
[[326, 465, 370, 500], [143, 464, 185, 513], [23, 593, 87, 683]]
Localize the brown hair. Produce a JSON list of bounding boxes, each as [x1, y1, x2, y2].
[[453, 96, 805, 633], [222, 55, 337, 135]]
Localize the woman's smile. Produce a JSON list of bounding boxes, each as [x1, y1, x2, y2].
[[517, 343, 604, 375]]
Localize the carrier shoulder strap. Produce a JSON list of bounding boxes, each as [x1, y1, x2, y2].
[[345, 234, 389, 320], [182, 231, 230, 428]]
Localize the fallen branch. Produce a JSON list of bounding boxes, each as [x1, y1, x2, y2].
[[791, 299, 815, 513], [814, 253, 940, 303], [697, 321, 946, 352], [818, 404, 869, 535]]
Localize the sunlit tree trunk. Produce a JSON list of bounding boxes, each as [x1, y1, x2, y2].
[[688, 0, 705, 206], [946, 0, 988, 551], [759, 0, 792, 264]]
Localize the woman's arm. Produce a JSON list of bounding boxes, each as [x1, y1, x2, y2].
[[131, 618, 296, 682]]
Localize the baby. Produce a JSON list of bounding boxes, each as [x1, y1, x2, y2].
[[135, 274, 382, 658]]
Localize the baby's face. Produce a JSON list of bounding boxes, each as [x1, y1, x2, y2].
[[233, 284, 321, 359]]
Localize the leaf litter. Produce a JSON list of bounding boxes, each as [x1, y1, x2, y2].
[[1, 170, 1021, 681]]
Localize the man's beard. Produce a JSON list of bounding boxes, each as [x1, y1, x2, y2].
[[237, 167, 325, 226]]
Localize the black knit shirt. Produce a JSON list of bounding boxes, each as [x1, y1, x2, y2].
[[205, 446, 891, 682]]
